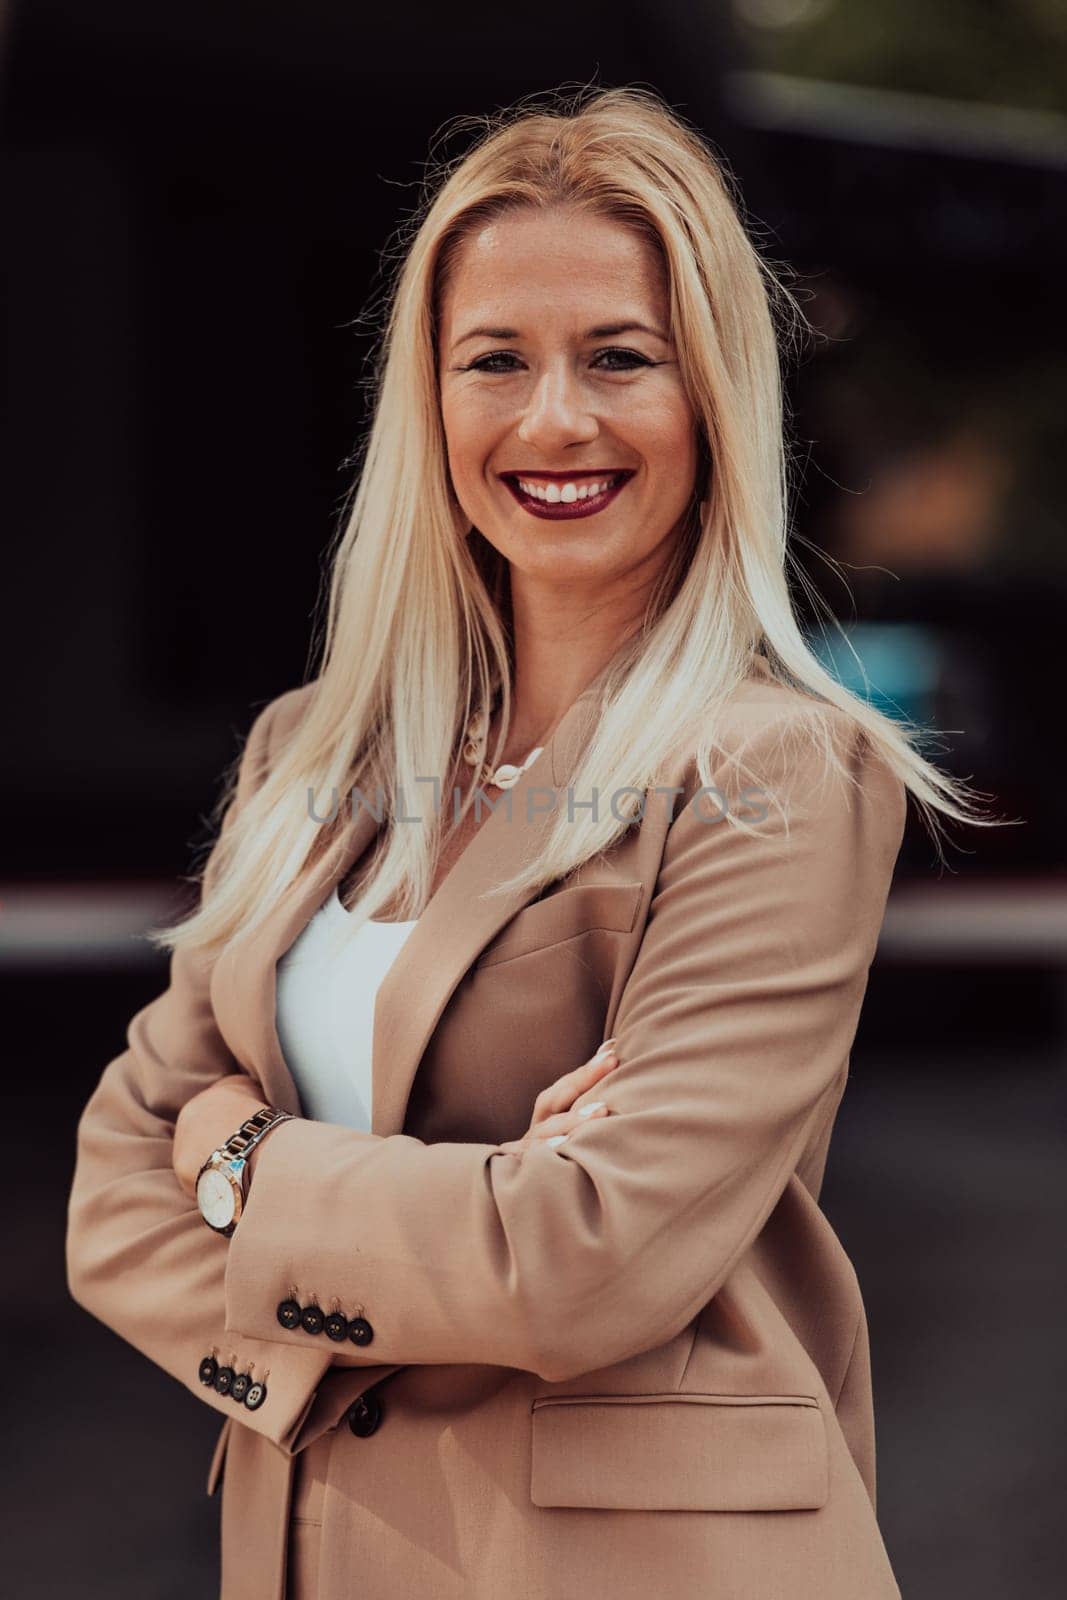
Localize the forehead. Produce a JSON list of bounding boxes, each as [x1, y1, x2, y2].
[[440, 207, 666, 327]]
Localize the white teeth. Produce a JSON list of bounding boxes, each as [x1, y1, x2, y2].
[[516, 474, 621, 503]]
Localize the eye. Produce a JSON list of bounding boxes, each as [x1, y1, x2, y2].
[[463, 351, 522, 374], [593, 348, 654, 371], [460, 347, 654, 375]]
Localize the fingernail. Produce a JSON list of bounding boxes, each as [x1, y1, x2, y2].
[[577, 1101, 604, 1117], [546, 1135, 568, 1147], [595, 1038, 617, 1058]]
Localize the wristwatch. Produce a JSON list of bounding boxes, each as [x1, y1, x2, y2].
[[195, 1105, 294, 1236]]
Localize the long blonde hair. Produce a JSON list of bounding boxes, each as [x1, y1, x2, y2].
[[153, 82, 1000, 961]]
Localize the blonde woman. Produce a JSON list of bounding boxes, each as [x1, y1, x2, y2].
[[66, 84, 992, 1600]]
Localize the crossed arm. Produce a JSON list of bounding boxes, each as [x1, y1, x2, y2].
[[67, 691, 906, 1432], [65, 697, 339, 1452]]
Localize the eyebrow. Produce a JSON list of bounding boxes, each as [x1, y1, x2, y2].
[[453, 320, 669, 349]]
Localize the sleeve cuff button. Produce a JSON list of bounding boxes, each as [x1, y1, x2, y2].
[[276, 1298, 302, 1330], [300, 1305, 326, 1335]]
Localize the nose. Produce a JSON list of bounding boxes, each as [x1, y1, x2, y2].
[[515, 362, 599, 452]]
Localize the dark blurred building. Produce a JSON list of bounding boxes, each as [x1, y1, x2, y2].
[[4, 4, 1064, 881]]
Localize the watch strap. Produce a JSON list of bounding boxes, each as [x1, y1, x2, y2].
[[217, 1104, 294, 1165], [196, 1105, 295, 1236]]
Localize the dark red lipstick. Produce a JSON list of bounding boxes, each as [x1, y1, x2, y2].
[[500, 469, 636, 522]]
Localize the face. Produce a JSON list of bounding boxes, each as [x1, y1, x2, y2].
[[437, 206, 700, 600]]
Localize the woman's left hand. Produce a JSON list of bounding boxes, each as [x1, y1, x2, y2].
[[172, 1073, 271, 1201]]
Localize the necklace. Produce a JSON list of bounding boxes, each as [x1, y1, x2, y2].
[[462, 704, 545, 791]]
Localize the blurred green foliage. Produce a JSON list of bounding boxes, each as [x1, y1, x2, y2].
[[734, 0, 1067, 115]]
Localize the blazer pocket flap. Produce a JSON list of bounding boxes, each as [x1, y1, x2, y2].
[[530, 1392, 829, 1512], [477, 882, 643, 969]]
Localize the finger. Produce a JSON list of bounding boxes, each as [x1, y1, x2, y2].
[[508, 1104, 613, 1152], [545, 1103, 612, 1136], [532, 1042, 619, 1122]]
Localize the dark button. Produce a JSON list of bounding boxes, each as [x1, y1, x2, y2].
[[214, 1365, 235, 1396], [325, 1311, 349, 1342], [300, 1304, 325, 1336], [198, 1355, 218, 1387], [230, 1372, 251, 1403], [244, 1380, 268, 1410], [347, 1391, 383, 1437], [277, 1298, 301, 1331], [348, 1316, 374, 1347]]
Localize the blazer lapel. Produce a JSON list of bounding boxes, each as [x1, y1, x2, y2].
[[210, 679, 604, 1133], [368, 650, 771, 1133], [371, 679, 604, 1136]]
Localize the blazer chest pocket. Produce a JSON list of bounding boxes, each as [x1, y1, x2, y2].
[[476, 882, 643, 970], [530, 1392, 829, 1512]]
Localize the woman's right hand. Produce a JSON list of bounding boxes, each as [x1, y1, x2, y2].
[[497, 1039, 619, 1156]]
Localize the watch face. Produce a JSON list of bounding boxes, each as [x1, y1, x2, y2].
[[196, 1165, 237, 1230]]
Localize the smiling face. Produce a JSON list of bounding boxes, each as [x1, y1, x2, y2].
[[437, 205, 700, 597]]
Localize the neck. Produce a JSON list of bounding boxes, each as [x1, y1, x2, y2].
[[497, 584, 647, 755]]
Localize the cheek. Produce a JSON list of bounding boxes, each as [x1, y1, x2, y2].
[[617, 379, 697, 479], [644, 395, 699, 474], [440, 392, 504, 487]]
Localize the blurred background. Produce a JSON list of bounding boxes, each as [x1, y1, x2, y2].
[[2, 1, 1064, 1595]]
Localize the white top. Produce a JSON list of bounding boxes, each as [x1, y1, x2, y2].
[[274, 885, 419, 1130]]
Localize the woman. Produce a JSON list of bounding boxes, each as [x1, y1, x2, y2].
[[66, 85, 992, 1600]]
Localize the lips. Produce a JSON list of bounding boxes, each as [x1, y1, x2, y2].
[[501, 469, 636, 522]]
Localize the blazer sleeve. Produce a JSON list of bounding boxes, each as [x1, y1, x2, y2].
[[222, 705, 908, 1385], [65, 691, 336, 1450]]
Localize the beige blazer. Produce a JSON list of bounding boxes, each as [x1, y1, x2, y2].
[[66, 653, 907, 1600]]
